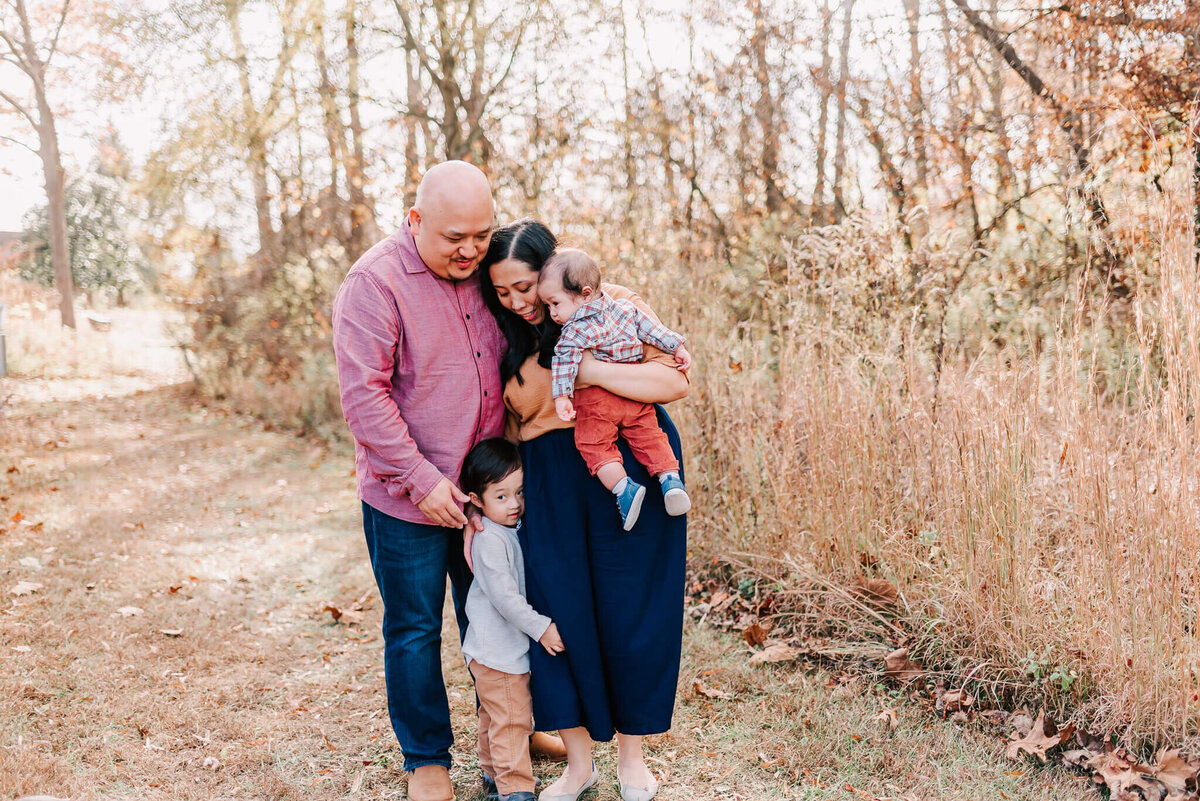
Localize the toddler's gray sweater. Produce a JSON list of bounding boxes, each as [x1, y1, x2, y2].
[[461, 518, 552, 674]]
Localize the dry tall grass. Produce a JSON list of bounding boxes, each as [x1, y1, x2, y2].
[[666, 166, 1200, 747]]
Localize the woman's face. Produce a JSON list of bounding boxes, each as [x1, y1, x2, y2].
[[490, 258, 546, 325]]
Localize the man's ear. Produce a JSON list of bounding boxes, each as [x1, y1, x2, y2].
[[467, 491, 483, 508], [408, 207, 422, 232]]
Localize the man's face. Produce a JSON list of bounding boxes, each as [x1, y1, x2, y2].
[[409, 201, 494, 280]]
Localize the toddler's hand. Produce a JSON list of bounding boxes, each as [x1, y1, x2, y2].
[[555, 396, 576, 422], [674, 345, 692, 372], [539, 622, 565, 655]]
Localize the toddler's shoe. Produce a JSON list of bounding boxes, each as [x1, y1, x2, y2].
[[616, 479, 646, 531], [660, 475, 691, 516]]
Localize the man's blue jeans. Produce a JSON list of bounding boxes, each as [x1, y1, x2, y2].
[[362, 502, 472, 771]]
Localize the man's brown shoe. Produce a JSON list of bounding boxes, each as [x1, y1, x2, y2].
[[529, 731, 569, 761], [407, 765, 454, 801]]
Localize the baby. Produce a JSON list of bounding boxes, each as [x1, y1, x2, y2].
[[539, 248, 692, 531], [460, 438, 564, 801]]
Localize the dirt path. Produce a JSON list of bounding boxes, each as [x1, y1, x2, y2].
[[0, 372, 1092, 800]]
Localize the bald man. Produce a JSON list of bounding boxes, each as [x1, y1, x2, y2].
[[332, 161, 504, 801]]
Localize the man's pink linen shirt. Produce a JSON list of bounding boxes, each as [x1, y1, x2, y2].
[[332, 222, 506, 524]]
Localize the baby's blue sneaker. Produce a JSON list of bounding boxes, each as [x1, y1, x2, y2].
[[660, 474, 691, 516], [616, 479, 646, 531]]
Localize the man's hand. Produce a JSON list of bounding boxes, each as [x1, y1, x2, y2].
[[417, 477, 471, 528], [462, 506, 484, 572], [539, 622, 565, 655], [674, 345, 693, 372], [555, 396, 576, 422]]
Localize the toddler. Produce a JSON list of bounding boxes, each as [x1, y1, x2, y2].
[[539, 248, 692, 531], [460, 438, 564, 801]]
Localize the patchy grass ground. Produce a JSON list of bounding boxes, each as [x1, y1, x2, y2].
[[0, 348, 1093, 799]]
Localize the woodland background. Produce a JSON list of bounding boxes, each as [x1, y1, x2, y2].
[[4, 0, 1200, 755]]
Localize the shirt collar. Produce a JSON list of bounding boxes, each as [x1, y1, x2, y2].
[[566, 292, 610, 325], [399, 219, 430, 275]]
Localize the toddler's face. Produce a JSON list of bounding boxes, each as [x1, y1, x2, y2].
[[478, 467, 525, 527], [538, 277, 586, 325]]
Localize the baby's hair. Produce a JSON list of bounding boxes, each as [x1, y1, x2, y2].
[[461, 438, 522, 498], [541, 248, 601, 296]]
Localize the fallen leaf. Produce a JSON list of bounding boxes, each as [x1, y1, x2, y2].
[[6, 465, 17, 473], [168, 584, 182, 594], [10, 511, 23, 523], [159, 629, 184, 637], [18, 557, 41, 569], [693, 678, 732, 700], [1005, 713, 1076, 762], [1086, 750, 1160, 801], [883, 648, 924, 683], [10, 581, 43, 596], [1062, 749, 1097, 769], [1010, 711, 1034, 737], [742, 622, 771, 646], [116, 606, 144, 617], [874, 708, 898, 729], [203, 755, 220, 771], [1152, 748, 1200, 794], [935, 688, 974, 715], [12, 645, 31, 653], [749, 642, 797, 666], [850, 576, 898, 608]]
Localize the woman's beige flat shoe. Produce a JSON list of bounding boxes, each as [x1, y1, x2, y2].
[[617, 769, 658, 801], [537, 762, 598, 801]]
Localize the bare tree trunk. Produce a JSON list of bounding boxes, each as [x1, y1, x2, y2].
[[831, 0, 857, 220], [902, 0, 928, 245], [5, 0, 76, 327], [227, 1, 280, 267], [751, 0, 782, 213], [38, 94, 75, 329], [619, 0, 637, 239], [810, 0, 834, 225], [343, 0, 375, 257], [403, 27, 421, 208]]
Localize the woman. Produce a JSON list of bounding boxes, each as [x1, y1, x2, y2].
[[477, 218, 689, 801]]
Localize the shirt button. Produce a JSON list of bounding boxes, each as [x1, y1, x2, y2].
[[484, 391, 488, 396], [476, 352, 482, 357], [466, 313, 471, 319]]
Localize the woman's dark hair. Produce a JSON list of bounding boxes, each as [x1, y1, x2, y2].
[[460, 437, 522, 498], [478, 218, 563, 385]]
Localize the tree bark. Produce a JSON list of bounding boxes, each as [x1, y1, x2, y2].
[[810, 0, 834, 225], [5, 0, 76, 327], [751, 0, 782, 213], [831, 0, 857, 220], [902, 0, 928, 245], [343, 0, 375, 258]]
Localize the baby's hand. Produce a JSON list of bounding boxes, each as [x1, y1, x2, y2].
[[539, 622, 565, 655], [674, 345, 692, 372], [555, 396, 576, 422]]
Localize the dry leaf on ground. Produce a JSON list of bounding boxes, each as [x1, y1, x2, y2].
[[1005, 713, 1076, 762], [874, 708, 898, 730], [10, 580, 43, 596], [849, 577, 898, 608], [748, 642, 797, 666], [1151, 749, 1200, 794], [1086, 750, 1161, 801], [693, 678, 732, 700], [935, 688, 974, 716], [116, 606, 144, 617], [742, 622, 771, 646], [883, 647, 923, 683]]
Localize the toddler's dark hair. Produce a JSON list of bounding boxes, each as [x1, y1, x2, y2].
[[461, 438, 522, 497]]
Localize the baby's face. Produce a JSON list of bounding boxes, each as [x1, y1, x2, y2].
[[538, 277, 586, 325], [478, 468, 524, 527]]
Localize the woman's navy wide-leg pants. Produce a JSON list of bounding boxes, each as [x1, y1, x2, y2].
[[518, 406, 687, 741]]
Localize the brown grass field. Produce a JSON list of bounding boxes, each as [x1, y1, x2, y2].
[[0, 311, 1092, 800]]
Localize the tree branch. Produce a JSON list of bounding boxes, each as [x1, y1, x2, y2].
[[0, 132, 38, 153], [45, 0, 71, 64], [0, 87, 37, 127]]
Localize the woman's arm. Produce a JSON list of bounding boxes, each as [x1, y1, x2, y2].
[[576, 352, 690, 404]]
